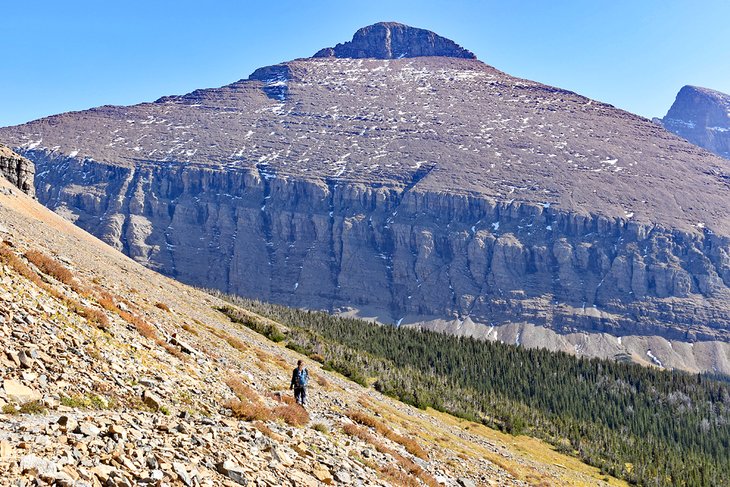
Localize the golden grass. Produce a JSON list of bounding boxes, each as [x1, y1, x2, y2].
[[24, 249, 74, 285], [342, 422, 438, 487], [423, 407, 629, 487], [224, 376, 273, 421], [1, 244, 109, 330], [347, 410, 428, 460], [155, 302, 171, 312], [181, 323, 199, 336], [274, 403, 310, 426], [225, 398, 272, 421]]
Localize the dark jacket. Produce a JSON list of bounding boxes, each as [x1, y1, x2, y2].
[[291, 367, 309, 389]]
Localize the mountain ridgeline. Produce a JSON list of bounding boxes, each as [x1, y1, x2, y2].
[[1, 23, 729, 374]]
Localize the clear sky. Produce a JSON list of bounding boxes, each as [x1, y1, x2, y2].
[[2, 0, 729, 127]]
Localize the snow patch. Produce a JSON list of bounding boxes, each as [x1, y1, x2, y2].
[[646, 350, 663, 367]]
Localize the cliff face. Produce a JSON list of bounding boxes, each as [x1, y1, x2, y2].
[[659, 85, 730, 159], [28, 152, 730, 348], [0, 144, 35, 196], [2, 23, 730, 373]]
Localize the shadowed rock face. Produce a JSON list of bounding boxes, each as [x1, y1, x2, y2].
[[1, 25, 729, 373], [0, 144, 34, 196], [313, 22, 476, 59], [659, 85, 730, 159]]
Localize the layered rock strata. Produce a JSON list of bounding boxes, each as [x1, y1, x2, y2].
[[0, 144, 34, 196]]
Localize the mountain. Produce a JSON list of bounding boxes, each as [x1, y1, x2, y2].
[[657, 85, 730, 159], [0, 163, 626, 485], [1, 22, 729, 374]]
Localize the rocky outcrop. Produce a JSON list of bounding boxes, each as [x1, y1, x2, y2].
[[313, 22, 476, 59], [659, 85, 730, 159], [0, 144, 34, 196]]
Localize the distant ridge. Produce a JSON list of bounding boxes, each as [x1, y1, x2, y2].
[[658, 85, 730, 159]]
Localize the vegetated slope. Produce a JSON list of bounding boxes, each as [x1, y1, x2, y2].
[[215, 296, 730, 487], [1, 23, 730, 375], [0, 177, 626, 486], [657, 85, 730, 159]]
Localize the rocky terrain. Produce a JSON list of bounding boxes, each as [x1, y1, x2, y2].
[[0, 23, 729, 374], [657, 85, 730, 159], [0, 174, 623, 486]]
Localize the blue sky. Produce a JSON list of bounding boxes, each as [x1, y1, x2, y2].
[[2, 0, 729, 127]]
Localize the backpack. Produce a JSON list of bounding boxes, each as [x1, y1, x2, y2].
[[294, 368, 309, 387]]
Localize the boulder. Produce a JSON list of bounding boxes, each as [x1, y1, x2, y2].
[[3, 379, 41, 403]]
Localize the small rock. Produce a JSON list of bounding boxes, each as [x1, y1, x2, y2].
[[142, 390, 163, 410], [0, 440, 15, 461], [20, 454, 58, 477], [312, 464, 333, 484], [216, 460, 248, 486], [108, 424, 127, 438], [173, 462, 194, 487], [18, 350, 34, 368], [76, 421, 101, 437], [458, 478, 477, 487], [334, 470, 352, 484], [90, 464, 116, 483], [272, 447, 294, 467], [107, 471, 133, 487], [6, 351, 20, 367], [57, 415, 78, 433]]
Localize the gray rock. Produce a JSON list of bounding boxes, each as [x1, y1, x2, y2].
[[76, 421, 101, 437], [216, 460, 248, 485], [0, 145, 35, 197], [18, 350, 33, 369], [19, 454, 58, 477], [334, 469, 352, 484], [173, 462, 193, 487]]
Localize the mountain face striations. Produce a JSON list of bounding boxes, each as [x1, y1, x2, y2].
[[1, 23, 729, 374], [0, 144, 35, 197], [658, 85, 730, 159]]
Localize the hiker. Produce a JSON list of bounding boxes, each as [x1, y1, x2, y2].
[[290, 359, 309, 406]]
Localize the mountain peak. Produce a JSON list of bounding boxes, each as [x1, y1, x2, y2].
[[659, 85, 730, 159], [312, 22, 477, 60]]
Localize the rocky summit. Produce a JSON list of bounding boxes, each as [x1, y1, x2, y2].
[[1, 23, 729, 374], [313, 22, 476, 59], [0, 174, 619, 486], [657, 85, 730, 159]]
